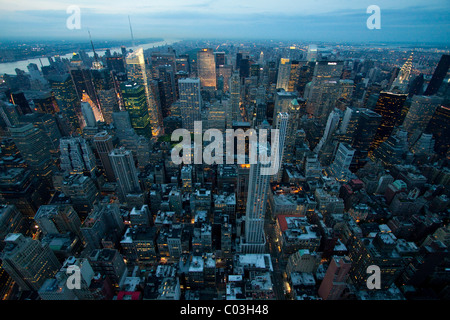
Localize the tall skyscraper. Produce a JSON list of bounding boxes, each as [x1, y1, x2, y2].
[[425, 105, 450, 155], [9, 123, 55, 187], [93, 131, 116, 182], [109, 148, 141, 201], [273, 112, 289, 182], [242, 144, 271, 254], [390, 53, 414, 92], [424, 54, 450, 96], [229, 72, 241, 123], [121, 82, 151, 138], [402, 95, 443, 139], [197, 48, 217, 88], [126, 48, 162, 135], [47, 74, 81, 134], [351, 109, 382, 170], [178, 78, 202, 132], [1, 233, 61, 291], [369, 91, 408, 156], [276, 58, 291, 91], [305, 60, 344, 125]]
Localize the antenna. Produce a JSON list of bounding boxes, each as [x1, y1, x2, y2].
[[88, 29, 98, 63], [128, 15, 135, 47]]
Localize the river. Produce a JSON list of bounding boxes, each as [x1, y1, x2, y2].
[[0, 39, 181, 75]]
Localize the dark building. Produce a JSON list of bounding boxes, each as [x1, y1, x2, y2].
[[424, 54, 450, 96], [369, 91, 407, 157]]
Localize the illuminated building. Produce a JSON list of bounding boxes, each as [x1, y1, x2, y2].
[[197, 48, 216, 88], [1, 233, 61, 291], [402, 95, 443, 141], [60, 136, 97, 176], [178, 78, 202, 132], [369, 91, 407, 158], [121, 82, 152, 138], [126, 48, 162, 135]]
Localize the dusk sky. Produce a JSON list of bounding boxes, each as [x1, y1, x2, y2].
[[0, 0, 449, 44]]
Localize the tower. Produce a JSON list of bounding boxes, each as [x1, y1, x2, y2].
[[109, 148, 141, 201], [424, 54, 450, 96], [197, 48, 217, 89], [242, 144, 271, 254], [126, 48, 162, 135], [178, 78, 202, 132], [121, 81, 152, 138]]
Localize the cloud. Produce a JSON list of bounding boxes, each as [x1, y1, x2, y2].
[[0, 1, 448, 43]]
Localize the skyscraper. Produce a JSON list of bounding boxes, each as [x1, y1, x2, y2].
[[178, 78, 202, 132], [109, 148, 141, 201], [273, 112, 289, 182], [93, 131, 116, 182], [47, 74, 81, 134], [242, 144, 271, 254], [369, 91, 408, 156], [402, 95, 443, 139], [229, 72, 241, 124], [1, 233, 61, 291], [424, 54, 450, 96], [276, 58, 291, 91], [390, 53, 414, 92], [351, 109, 382, 170], [121, 82, 152, 138], [59, 136, 97, 176], [197, 48, 216, 88], [425, 105, 450, 155], [9, 123, 55, 187], [126, 48, 162, 135], [328, 143, 355, 180]]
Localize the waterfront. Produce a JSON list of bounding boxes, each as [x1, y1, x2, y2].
[[0, 39, 180, 75]]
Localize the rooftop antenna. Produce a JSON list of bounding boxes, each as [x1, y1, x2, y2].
[[88, 29, 99, 63], [128, 15, 135, 47]]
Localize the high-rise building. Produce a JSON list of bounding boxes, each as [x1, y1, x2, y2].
[[276, 58, 291, 91], [229, 72, 241, 123], [390, 53, 414, 92], [402, 95, 443, 139], [305, 60, 344, 125], [178, 78, 202, 132], [0, 205, 27, 240], [93, 131, 116, 182], [34, 204, 82, 238], [242, 144, 271, 254], [425, 105, 450, 155], [121, 82, 151, 138], [197, 48, 217, 88], [109, 148, 141, 201], [328, 143, 355, 179], [126, 48, 162, 135], [369, 91, 407, 156], [424, 54, 450, 96], [318, 256, 351, 300], [60, 136, 97, 176], [9, 123, 55, 187], [47, 74, 81, 134], [1, 233, 61, 291], [273, 113, 289, 182], [351, 109, 382, 170]]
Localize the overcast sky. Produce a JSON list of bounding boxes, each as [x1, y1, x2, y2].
[[0, 0, 449, 44]]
